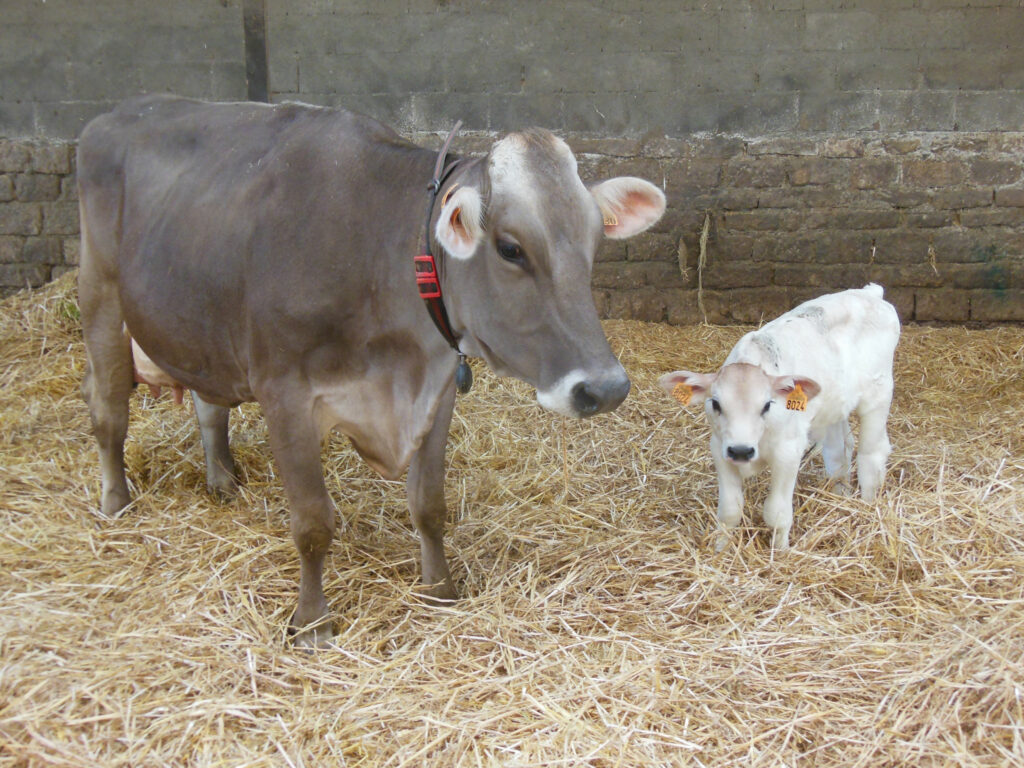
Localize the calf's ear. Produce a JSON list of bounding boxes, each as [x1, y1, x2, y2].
[[658, 370, 714, 407], [435, 185, 485, 261], [590, 177, 667, 239], [772, 375, 821, 402]]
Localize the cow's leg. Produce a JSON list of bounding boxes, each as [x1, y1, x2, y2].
[[856, 399, 893, 503], [78, 241, 133, 516], [762, 457, 800, 551], [406, 386, 457, 601], [822, 420, 853, 493], [190, 392, 238, 497], [711, 435, 744, 552], [261, 396, 335, 648]]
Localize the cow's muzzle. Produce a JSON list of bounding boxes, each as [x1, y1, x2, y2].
[[571, 377, 630, 417], [537, 368, 631, 418]]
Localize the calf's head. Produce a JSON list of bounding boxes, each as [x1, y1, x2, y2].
[[435, 129, 665, 418], [659, 364, 821, 463]]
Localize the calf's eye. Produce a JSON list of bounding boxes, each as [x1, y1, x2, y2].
[[710, 399, 721, 414], [761, 401, 771, 416]]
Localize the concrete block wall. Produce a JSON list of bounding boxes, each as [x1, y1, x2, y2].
[[1, 0, 1022, 321]]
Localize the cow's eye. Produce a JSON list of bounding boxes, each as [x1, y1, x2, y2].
[[761, 401, 771, 416], [710, 399, 721, 414], [496, 239, 525, 265]]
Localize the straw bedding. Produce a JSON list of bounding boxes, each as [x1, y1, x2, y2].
[[1, 272, 1021, 767]]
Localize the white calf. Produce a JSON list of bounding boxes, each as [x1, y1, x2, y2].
[[660, 284, 900, 551]]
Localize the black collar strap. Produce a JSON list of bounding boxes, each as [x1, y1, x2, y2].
[[415, 120, 473, 394]]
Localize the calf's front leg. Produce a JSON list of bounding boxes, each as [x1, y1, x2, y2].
[[711, 435, 745, 551], [261, 394, 336, 649], [406, 386, 457, 601], [762, 456, 800, 551]]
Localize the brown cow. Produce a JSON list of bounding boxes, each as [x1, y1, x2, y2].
[[77, 95, 666, 647]]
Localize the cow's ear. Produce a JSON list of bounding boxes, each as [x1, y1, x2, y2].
[[772, 375, 821, 408], [590, 177, 667, 239], [435, 185, 484, 260], [658, 370, 714, 407]]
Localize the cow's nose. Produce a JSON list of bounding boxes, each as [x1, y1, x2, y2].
[[727, 444, 756, 462], [571, 375, 631, 417]]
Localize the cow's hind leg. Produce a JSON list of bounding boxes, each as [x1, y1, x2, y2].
[[261, 393, 335, 648], [406, 386, 457, 601], [78, 247, 134, 516], [190, 392, 238, 497]]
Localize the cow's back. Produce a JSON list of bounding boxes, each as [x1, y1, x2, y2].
[[77, 95, 428, 404]]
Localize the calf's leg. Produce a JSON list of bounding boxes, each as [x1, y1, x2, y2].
[[821, 420, 854, 492], [261, 394, 335, 648], [190, 392, 238, 497], [856, 400, 893, 503], [711, 435, 745, 551], [406, 386, 457, 601], [762, 457, 800, 551]]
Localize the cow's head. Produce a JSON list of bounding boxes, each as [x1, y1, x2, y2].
[[435, 129, 665, 418], [659, 364, 821, 463]]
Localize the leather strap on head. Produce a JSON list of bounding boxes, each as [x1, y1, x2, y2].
[[416, 121, 473, 394]]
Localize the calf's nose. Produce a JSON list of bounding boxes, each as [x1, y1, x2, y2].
[[727, 444, 756, 462], [571, 375, 631, 417]]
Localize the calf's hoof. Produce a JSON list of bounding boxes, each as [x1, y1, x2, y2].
[[770, 529, 791, 552], [712, 531, 732, 552]]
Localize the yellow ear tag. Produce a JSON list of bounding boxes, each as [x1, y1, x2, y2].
[[786, 383, 808, 412], [672, 383, 692, 405], [603, 211, 619, 227]]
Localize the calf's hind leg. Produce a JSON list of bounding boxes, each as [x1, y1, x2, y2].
[[821, 420, 854, 493], [856, 401, 893, 503]]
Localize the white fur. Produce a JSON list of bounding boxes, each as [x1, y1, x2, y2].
[[661, 285, 901, 551], [589, 177, 667, 239], [434, 185, 485, 260], [536, 368, 589, 417]]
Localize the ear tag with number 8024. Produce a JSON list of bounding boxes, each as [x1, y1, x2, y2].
[[786, 383, 808, 412], [672, 383, 692, 405]]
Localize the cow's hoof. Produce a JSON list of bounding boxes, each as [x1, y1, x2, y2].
[[206, 475, 239, 501], [100, 489, 131, 518], [288, 618, 335, 650], [417, 580, 458, 606]]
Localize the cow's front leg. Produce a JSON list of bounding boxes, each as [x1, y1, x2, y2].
[[190, 392, 238, 497], [406, 386, 457, 601], [262, 396, 335, 648], [762, 456, 800, 551], [711, 435, 744, 551]]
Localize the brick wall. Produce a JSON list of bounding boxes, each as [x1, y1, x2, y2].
[[572, 132, 1024, 324], [1, 0, 1022, 322], [0, 141, 78, 297]]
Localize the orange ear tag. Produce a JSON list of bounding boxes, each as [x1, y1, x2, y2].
[[786, 383, 808, 412], [672, 383, 693, 405]]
